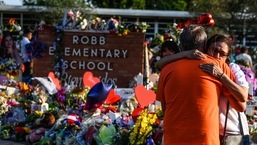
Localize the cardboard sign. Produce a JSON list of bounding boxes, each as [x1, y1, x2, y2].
[[135, 85, 156, 108]]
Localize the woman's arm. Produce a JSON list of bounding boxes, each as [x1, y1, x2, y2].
[[224, 93, 246, 112], [200, 63, 248, 112], [156, 49, 206, 69]]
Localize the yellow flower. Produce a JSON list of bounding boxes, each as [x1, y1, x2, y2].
[[129, 108, 160, 145]]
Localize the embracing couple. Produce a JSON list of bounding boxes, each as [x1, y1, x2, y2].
[[157, 25, 249, 145]]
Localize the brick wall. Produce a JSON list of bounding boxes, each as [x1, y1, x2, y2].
[[34, 30, 145, 88]]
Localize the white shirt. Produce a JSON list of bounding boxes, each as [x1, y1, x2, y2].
[[219, 62, 249, 135], [21, 36, 30, 62], [236, 53, 252, 68]]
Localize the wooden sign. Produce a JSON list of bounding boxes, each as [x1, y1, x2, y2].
[[33, 30, 145, 88]]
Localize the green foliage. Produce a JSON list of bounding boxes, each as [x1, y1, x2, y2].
[[131, 0, 146, 9], [90, 0, 188, 10], [188, 0, 257, 42], [145, 0, 187, 10], [23, 0, 90, 26]]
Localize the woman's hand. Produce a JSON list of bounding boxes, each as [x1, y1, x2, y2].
[[186, 49, 206, 59], [200, 63, 224, 79]]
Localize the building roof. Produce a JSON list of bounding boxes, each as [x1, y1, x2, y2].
[[0, 5, 193, 18]]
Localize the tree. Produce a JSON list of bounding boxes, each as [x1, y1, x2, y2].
[[90, 0, 188, 10], [89, 0, 145, 9], [22, 0, 90, 26], [145, 0, 187, 10], [188, 0, 257, 46]]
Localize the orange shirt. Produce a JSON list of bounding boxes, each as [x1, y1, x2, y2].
[[156, 56, 233, 145]]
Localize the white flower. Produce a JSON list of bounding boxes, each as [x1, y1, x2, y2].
[[15, 25, 22, 31]]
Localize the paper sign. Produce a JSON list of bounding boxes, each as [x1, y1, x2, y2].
[[247, 101, 257, 107], [114, 88, 134, 99]]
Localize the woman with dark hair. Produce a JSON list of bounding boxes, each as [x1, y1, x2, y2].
[[202, 34, 249, 144], [160, 41, 180, 57], [150, 40, 180, 73], [0, 33, 22, 81]]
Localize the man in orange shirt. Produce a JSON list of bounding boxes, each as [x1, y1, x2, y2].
[[156, 25, 234, 145]]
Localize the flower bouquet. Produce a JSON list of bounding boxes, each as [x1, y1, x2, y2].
[[0, 18, 22, 40], [1, 18, 22, 33], [129, 108, 160, 145], [0, 58, 21, 77]]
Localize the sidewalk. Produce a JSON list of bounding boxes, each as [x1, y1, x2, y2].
[[0, 140, 25, 145]]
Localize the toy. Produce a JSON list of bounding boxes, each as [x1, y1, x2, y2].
[[25, 112, 55, 143]]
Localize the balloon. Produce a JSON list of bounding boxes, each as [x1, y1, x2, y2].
[[83, 71, 100, 88], [105, 89, 121, 105], [208, 19, 215, 26], [85, 82, 113, 110], [48, 72, 61, 90], [197, 13, 212, 24], [184, 19, 196, 28], [131, 107, 144, 122], [135, 85, 156, 108]]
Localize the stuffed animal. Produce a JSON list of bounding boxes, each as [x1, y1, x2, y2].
[[25, 112, 55, 143], [35, 112, 56, 128]]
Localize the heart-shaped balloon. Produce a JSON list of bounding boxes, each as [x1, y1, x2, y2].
[[105, 89, 121, 105], [48, 72, 61, 90], [83, 71, 100, 88], [135, 85, 156, 108], [198, 13, 212, 25]]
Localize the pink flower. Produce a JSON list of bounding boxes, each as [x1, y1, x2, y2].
[[7, 98, 19, 107]]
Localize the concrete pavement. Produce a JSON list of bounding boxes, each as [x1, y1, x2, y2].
[[0, 140, 25, 145]]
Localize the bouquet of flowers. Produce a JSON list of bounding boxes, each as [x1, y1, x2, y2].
[[0, 94, 9, 117], [129, 107, 160, 145], [0, 18, 22, 41], [0, 58, 21, 76], [1, 18, 22, 33]]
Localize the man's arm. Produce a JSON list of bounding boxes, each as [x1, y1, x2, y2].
[[157, 49, 206, 69]]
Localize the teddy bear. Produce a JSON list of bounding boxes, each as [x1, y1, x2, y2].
[[26, 112, 55, 143]]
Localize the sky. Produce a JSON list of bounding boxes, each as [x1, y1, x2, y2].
[[3, 0, 22, 5]]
